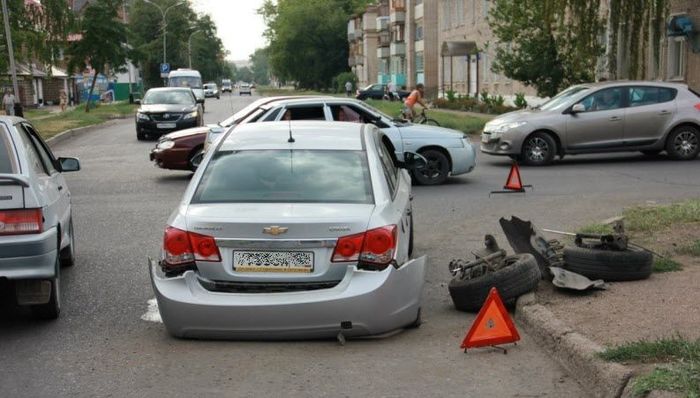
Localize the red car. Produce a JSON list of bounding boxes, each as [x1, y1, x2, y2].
[[149, 96, 311, 171]]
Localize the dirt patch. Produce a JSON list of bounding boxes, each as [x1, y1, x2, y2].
[[537, 222, 700, 347]]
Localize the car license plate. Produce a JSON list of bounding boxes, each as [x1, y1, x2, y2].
[[157, 123, 177, 129], [233, 251, 314, 273]]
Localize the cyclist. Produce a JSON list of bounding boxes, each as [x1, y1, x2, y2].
[[402, 83, 429, 121]]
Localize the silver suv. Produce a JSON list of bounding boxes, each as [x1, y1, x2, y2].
[[0, 117, 80, 319], [481, 81, 700, 165]]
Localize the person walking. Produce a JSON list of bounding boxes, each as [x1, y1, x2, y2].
[[59, 89, 68, 112], [3, 89, 16, 116], [344, 81, 353, 97]]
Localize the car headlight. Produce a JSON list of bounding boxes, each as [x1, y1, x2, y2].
[[184, 110, 198, 119], [156, 139, 175, 150], [137, 112, 149, 121], [493, 121, 527, 134]]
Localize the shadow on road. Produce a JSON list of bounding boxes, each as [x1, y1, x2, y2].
[[482, 153, 697, 167]]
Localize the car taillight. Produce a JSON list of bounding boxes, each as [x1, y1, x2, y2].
[[694, 103, 700, 111], [331, 225, 397, 270], [0, 208, 43, 235], [162, 226, 221, 268]]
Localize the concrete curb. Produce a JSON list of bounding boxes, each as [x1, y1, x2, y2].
[[516, 292, 634, 398], [45, 116, 131, 147]]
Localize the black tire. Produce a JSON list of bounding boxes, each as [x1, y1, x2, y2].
[[563, 245, 653, 281], [521, 132, 557, 166], [412, 149, 450, 185], [448, 253, 541, 312], [422, 118, 440, 126], [188, 147, 204, 171], [408, 213, 414, 257], [137, 131, 146, 141], [59, 219, 75, 267], [666, 125, 700, 160], [641, 150, 662, 156], [31, 255, 61, 320]]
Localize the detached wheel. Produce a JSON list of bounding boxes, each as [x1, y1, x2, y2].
[[666, 126, 699, 160], [563, 245, 653, 281], [188, 147, 204, 171], [521, 132, 556, 165], [448, 253, 541, 312], [412, 149, 450, 185], [31, 255, 61, 320]]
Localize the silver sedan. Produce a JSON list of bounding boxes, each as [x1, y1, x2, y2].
[[150, 121, 426, 339]]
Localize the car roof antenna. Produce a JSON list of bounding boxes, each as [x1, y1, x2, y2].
[[287, 119, 295, 143]]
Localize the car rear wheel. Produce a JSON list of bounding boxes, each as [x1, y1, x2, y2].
[[59, 219, 75, 267], [31, 254, 61, 320], [666, 126, 700, 160], [521, 132, 556, 166], [412, 149, 450, 185]]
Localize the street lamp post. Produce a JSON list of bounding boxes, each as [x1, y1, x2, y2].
[[143, 0, 187, 65], [187, 30, 203, 69], [1, 0, 21, 113]]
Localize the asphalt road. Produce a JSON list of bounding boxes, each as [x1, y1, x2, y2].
[[2, 93, 699, 397]]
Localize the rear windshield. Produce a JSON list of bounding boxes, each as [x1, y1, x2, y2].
[[143, 90, 194, 105], [192, 150, 373, 204], [0, 128, 16, 173]]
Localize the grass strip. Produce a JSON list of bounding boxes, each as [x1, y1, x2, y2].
[[28, 102, 137, 140], [365, 100, 488, 135], [677, 240, 700, 257], [623, 200, 700, 233], [632, 363, 700, 397], [600, 337, 700, 363], [653, 257, 684, 273]]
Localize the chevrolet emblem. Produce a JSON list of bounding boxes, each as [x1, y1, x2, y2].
[[263, 226, 288, 235]]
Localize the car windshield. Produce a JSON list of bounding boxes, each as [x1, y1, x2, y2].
[[169, 76, 202, 89], [192, 150, 374, 204], [0, 130, 15, 173], [143, 90, 194, 105], [539, 86, 591, 111]]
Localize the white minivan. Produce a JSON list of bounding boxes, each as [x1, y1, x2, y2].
[[168, 69, 205, 108]]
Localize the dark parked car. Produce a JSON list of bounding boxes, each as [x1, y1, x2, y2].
[[135, 87, 203, 140], [356, 83, 409, 101]]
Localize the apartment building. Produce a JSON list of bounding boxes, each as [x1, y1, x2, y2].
[[664, 0, 700, 91], [348, 0, 439, 96]]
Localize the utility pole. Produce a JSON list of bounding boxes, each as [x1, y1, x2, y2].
[[143, 0, 187, 65], [188, 30, 202, 69], [1, 0, 20, 113], [122, 1, 133, 99]]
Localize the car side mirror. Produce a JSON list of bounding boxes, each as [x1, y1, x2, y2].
[[58, 157, 81, 172], [570, 103, 585, 114], [400, 152, 428, 169]]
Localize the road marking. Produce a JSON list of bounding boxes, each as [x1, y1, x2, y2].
[[141, 298, 162, 323]]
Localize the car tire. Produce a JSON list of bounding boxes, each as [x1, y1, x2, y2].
[[521, 132, 557, 166], [641, 150, 662, 156], [448, 253, 540, 312], [31, 254, 61, 320], [666, 125, 700, 160], [408, 213, 414, 257], [59, 219, 75, 267], [563, 245, 653, 281], [137, 131, 146, 141], [188, 147, 204, 172], [412, 149, 450, 185]]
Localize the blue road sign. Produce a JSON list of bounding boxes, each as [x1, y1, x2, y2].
[[160, 63, 170, 78]]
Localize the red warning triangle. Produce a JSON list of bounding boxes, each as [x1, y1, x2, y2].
[[461, 287, 520, 349], [504, 162, 524, 191]]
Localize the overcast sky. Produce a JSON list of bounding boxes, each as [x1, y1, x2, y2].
[[190, 0, 268, 61]]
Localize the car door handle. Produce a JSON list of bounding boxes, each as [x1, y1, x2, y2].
[[609, 116, 622, 121], [658, 110, 671, 115]]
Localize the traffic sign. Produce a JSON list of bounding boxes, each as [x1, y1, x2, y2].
[[160, 63, 170, 78]]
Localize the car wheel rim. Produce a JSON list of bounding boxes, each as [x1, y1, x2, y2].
[[417, 155, 443, 180], [525, 137, 549, 162], [674, 131, 698, 156]]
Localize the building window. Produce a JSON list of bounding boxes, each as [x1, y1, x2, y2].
[[667, 37, 686, 80], [482, 0, 489, 17], [416, 52, 424, 72], [392, 24, 405, 42], [456, 0, 464, 26], [415, 23, 423, 41]]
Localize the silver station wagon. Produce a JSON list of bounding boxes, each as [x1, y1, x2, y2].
[[0, 116, 80, 319], [150, 121, 426, 339], [481, 81, 700, 165]]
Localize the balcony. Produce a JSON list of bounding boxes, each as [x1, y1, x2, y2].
[[347, 20, 356, 41], [348, 56, 356, 67], [390, 42, 405, 56], [376, 16, 389, 31], [415, 40, 424, 52], [414, 3, 423, 20], [378, 32, 390, 47], [390, 10, 405, 24], [356, 55, 364, 65], [377, 46, 390, 58]]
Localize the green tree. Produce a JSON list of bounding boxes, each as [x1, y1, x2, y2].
[[489, 0, 603, 97], [237, 66, 254, 83], [67, 0, 129, 111], [249, 47, 270, 85], [259, 0, 372, 90]]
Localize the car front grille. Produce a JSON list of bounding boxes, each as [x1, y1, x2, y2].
[[150, 113, 182, 122], [198, 278, 342, 293]]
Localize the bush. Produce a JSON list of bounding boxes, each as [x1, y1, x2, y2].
[[332, 72, 358, 94], [446, 90, 457, 102], [514, 92, 528, 108], [435, 92, 518, 115]]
